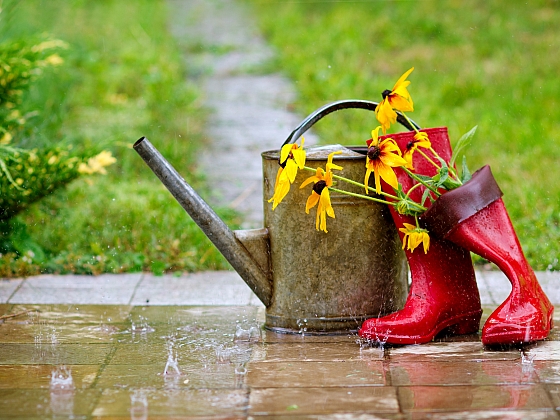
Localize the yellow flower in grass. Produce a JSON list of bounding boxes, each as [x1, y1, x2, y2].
[[399, 223, 430, 254], [268, 138, 306, 209], [365, 126, 407, 194], [403, 131, 431, 169], [78, 151, 117, 175], [375, 67, 415, 133], [300, 151, 342, 233]]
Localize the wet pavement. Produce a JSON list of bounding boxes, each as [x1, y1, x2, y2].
[[0, 272, 560, 418]]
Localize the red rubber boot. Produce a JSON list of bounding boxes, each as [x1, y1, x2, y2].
[[358, 127, 482, 344], [421, 165, 553, 345]]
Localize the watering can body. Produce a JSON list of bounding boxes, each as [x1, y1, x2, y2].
[[259, 147, 407, 332], [134, 100, 414, 334]]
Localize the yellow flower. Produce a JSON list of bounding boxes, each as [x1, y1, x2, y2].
[[399, 223, 430, 253], [375, 67, 415, 133], [300, 151, 342, 233], [44, 54, 64, 66], [78, 151, 117, 175], [280, 137, 306, 182], [403, 131, 431, 169], [364, 127, 407, 194], [268, 167, 291, 210], [268, 138, 306, 209]]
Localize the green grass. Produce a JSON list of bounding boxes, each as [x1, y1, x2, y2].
[[0, 0, 238, 276], [245, 0, 560, 270]]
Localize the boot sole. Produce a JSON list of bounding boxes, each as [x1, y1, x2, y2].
[[360, 310, 482, 345]]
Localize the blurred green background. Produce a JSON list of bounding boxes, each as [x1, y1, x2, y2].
[[0, 0, 558, 275], [0, 0, 239, 276]]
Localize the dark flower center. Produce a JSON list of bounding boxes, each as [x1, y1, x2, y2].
[[367, 146, 381, 161], [313, 180, 327, 195], [381, 89, 392, 99], [406, 140, 415, 150]]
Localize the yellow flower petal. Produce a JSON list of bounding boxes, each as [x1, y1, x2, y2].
[[305, 191, 320, 213], [375, 99, 396, 134], [326, 151, 343, 171], [285, 159, 298, 183], [300, 167, 324, 189], [279, 143, 293, 164], [393, 67, 414, 91], [379, 150, 407, 168], [374, 160, 399, 192]]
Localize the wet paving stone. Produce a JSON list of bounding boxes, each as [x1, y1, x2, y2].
[[92, 388, 249, 417], [0, 343, 112, 365], [526, 341, 560, 360], [0, 388, 101, 417], [533, 361, 560, 383], [247, 360, 386, 388], [248, 386, 399, 415], [408, 410, 559, 419], [0, 303, 559, 417], [128, 305, 260, 325], [6, 304, 132, 325], [262, 330, 360, 344], [251, 342, 384, 362], [389, 360, 539, 386], [0, 303, 12, 316], [399, 384, 554, 412], [388, 341, 522, 362], [0, 322, 122, 344], [0, 365, 100, 389], [97, 362, 246, 390]]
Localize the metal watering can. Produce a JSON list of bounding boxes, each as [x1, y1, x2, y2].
[[134, 100, 417, 334]]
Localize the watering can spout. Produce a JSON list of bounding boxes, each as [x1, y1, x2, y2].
[[133, 137, 273, 307]]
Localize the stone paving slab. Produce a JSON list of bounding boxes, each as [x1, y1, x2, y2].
[[130, 271, 256, 306], [1, 270, 559, 306], [5, 274, 142, 305], [0, 303, 558, 418]]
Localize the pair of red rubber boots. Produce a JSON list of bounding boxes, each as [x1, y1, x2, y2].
[[358, 127, 553, 346]]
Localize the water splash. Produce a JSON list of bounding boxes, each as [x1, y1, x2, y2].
[[296, 318, 308, 335], [34, 325, 59, 345], [215, 344, 232, 364], [50, 366, 74, 390], [163, 338, 181, 376], [356, 333, 389, 358], [50, 366, 75, 417], [129, 315, 155, 334], [233, 361, 248, 389], [521, 352, 535, 365], [234, 323, 262, 342], [130, 389, 149, 420]]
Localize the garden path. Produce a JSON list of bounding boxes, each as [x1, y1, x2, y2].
[[167, 0, 318, 229]]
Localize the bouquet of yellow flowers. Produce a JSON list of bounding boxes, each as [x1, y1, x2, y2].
[[268, 67, 476, 254]]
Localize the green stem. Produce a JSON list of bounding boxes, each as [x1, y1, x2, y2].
[[401, 112, 420, 134], [328, 187, 395, 206], [402, 166, 441, 197], [302, 165, 400, 201]]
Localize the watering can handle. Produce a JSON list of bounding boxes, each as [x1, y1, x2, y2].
[[282, 99, 421, 146]]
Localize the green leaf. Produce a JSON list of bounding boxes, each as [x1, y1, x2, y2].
[[461, 155, 472, 183], [433, 165, 449, 188], [421, 188, 433, 206], [450, 126, 477, 168]]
